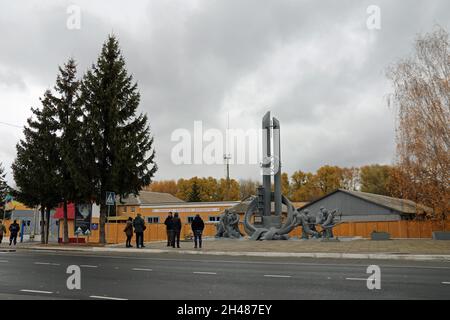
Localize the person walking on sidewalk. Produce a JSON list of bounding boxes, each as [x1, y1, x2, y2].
[[191, 214, 205, 249], [172, 212, 182, 248], [164, 212, 174, 247], [124, 217, 134, 248], [9, 220, 20, 246], [133, 213, 146, 248], [0, 220, 6, 245]]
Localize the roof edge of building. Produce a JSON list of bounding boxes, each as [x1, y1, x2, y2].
[[300, 188, 431, 215], [338, 189, 432, 214], [140, 201, 241, 208]]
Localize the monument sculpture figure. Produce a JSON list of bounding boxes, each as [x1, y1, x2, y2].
[[293, 209, 319, 239], [318, 207, 338, 239], [215, 209, 243, 239], [293, 207, 340, 240]]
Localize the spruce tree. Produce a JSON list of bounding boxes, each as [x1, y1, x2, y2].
[[49, 58, 83, 243], [188, 181, 201, 202], [0, 163, 9, 219], [80, 35, 157, 244], [12, 92, 61, 243]]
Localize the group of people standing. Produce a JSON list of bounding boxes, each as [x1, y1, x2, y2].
[[123, 213, 146, 248], [164, 212, 205, 249], [122, 212, 205, 249], [164, 212, 182, 248], [0, 219, 21, 246]]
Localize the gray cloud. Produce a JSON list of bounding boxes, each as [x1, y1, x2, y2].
[[0, 0, 449, 186]]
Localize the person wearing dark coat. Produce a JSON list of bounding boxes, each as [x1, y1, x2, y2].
[[124, 217, 134, 248], [164, 212, 174, 247], [133, 214, 146, 248], [191, 214, 205, 249], [9, 220, 20, 246], [0, 220, 6, 245], [172, 212, 182, 248]]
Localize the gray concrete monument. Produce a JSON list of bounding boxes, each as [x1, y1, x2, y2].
[[218, 111, 340, 241], [294, 207, 340, 240], [215, 209, 244, 239], [243, 111, 298, 240]]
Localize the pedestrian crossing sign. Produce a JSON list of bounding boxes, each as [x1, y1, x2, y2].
[[106, 192, 115, 206]]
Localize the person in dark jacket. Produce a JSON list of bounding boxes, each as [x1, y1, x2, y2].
[[124, 217, 133, 248], [0, 219, 6, 245], [133, 214, 146, 248], [172, 212, 182, 248], [191, 214, 205, 249], [9, 220, 20, 246], [164, 212, 174, 247]]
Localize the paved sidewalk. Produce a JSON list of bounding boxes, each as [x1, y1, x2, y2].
[[18, 238, 450, 262]]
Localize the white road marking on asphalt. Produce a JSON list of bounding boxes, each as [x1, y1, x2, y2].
[[22, 251, 450, 270], [193, 272, 217, 275], [16, 251, 450, 278], [132, 268, 153, 272], [346, 278, 367, 281], [34, 262, 60, 266], [264, 274, 292, 278], [80, 265, 98, 268], [0, 260, 8, 263], [90, 295, 128, 301], [442, 282, 450, 285], [20, 289, 53, 294]]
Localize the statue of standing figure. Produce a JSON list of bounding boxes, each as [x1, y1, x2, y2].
[[215, 209, 244, 239], [316, 207, 338, 239]]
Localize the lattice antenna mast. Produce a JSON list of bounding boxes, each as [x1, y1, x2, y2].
[[222, 113, 232, 200], [223, 112, 231, 182]]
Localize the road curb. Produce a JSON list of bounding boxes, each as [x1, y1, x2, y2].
[[23, 246, 450, 261]]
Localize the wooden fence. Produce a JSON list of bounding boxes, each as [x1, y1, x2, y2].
[[99, 220, 450, 244], [3, 219, 449, 244], [311, 220, 449, 238]]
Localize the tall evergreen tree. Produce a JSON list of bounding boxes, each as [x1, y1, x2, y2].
[[80, 35, 157, 244], [188, 180, 201, 202], [49, 58, 83, 243], [12, 92, 61, 243], [0, 163, 9, 219]]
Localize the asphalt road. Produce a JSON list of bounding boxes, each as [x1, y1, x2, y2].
[[0, 249, 449, 300]]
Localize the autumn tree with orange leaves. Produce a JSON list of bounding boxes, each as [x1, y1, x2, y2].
[[143, 180, 178, 196], [387, 27, 450, 220]]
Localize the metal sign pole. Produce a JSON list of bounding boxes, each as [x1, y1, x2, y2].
[[105, 191, 116, 245], [107, 204, 110, 244], [116, 207, 118, 244]]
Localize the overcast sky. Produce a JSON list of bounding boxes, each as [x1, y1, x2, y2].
[[1, 0, 449, 186]]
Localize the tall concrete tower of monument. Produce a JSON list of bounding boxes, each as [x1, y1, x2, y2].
[[261, 111, 282, 217], [243, 111, 296, 240]]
